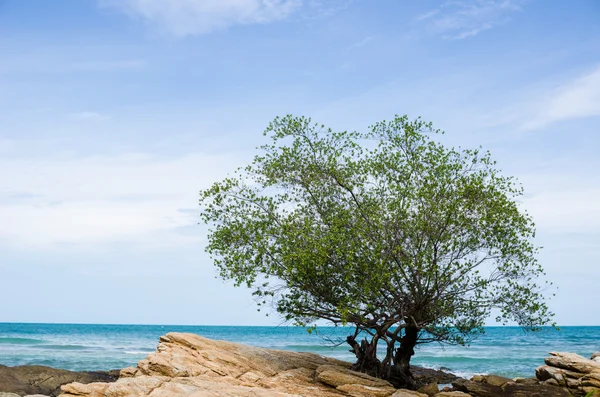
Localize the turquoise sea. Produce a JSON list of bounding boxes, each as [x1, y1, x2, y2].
[[0, 323, 598, 379]]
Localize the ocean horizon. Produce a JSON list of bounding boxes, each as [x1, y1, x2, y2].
[[1, 322, 598, 379]]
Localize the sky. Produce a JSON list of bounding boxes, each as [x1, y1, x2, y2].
[[0, 0, 599, 326]]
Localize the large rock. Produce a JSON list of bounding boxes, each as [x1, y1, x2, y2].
[[60, 332, 424, 397], [544, 352, 600, 374], [0, 364, 116, 397], [535, 352, 600, 396], [452, 377, 572, 397]]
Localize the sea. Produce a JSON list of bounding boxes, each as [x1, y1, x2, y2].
[[0, 323, 598, 379]]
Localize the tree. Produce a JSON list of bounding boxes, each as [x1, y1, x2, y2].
[[199, 115, 554, 389]]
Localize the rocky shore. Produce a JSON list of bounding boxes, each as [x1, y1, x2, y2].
[[1, 333, 598, 396]]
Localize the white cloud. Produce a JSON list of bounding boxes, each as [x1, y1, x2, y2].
[[521, 66, 600, 130], [100, 0, 302, 36], [0, 151, 239, 250], [519, 172, 600, 234], [417, 0, 526, 40], [71, 59, 147, 71], [69, 111, 111, 121], [353, 36, 374, 48]]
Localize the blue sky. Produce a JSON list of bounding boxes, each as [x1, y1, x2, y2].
[[0, 0, 599, 326]]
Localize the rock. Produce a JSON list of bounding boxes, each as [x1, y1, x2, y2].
[[452, 378, 503, 397], [501, 382, 572, 396], [592, 352, 600, 363], [336, 383, 397, 396], [119, 366, 137, 378], [544, 352, 600, 374], [482, 375, 512, 387], [470, 375, 485, 383], [412, 367, 458, 386], [453, 377, 572, 397], [582, 387, 600, 397], [316, 364, 393, 388], [536, 352, 600, 396], [416, 381, 439, 396], [433, 392, 471, 397], [0, 393, 22, 397], [512, 377, 537, 385], [60, 332, 395, 397], [0, 364, 117, 397], [391, 390, 428, 397]]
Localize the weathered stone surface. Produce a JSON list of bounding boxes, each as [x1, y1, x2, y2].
[[336, 383, 397, 396], [452, 379, 503, 397], [453, 378, 572, 397], [316, 365, 393, 388], [119, 366, 137, 378], [470, 375, 484, 383], [433, 392, 471, 397], [512, 377, 537, 385], [501, 382, 572, 397], [416, 381, 439, 396], [62, 332, 414, 396], [412, 368, 458, 386], [536, 352, 600, 396], [0, 393, 22, 397], [391, 390, 428, 397], [582, 386, 600, 396], [545, 352, 600, 374], [0, 364, 116, 397], [591, 352, 600, 362], [482, 375, 512, 387]]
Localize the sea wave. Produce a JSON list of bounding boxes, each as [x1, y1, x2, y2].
[[0, 337, 46, 345], [37, 344, 103, 351]]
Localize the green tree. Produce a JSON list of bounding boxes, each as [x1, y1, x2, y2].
[[199, 115, 553, 389]]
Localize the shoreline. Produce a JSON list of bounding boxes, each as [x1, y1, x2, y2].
[[1, 332, 599, 397], [2, 323, 599, 380]]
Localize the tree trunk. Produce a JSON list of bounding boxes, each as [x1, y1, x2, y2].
[[346, 335, 381, 378], [390, 324, 418, 390]]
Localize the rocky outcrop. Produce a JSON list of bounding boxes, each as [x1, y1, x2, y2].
[[452, 374, 572, 396], [0, 365, 117, 397], [535, 351, 600, 396], [60, 332, 451, 397]]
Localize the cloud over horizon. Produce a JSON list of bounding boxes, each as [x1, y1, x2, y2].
[[417, 0, 527, 39], [521, 65, 600, 130], [0, 150, 240, 250], [100, 0, 302, 36]]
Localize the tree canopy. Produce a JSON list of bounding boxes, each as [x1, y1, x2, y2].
[[199, 115, 553, 388]]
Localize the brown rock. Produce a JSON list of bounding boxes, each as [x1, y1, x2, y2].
[[316, 365, 393, 389], [59, 333, 381, 397], [0, 364, 117, 397], [391, 390, 428, 397], [416, 381, 439, 396], [412, 367, 458, 385], [336, 383, 397, 396], [119, 366, 137, 378], [512, 377, 538, 385], [470, 375, 485, 383], [501, 381, 572, 396], [433, 392, 471, 397], [452, 378, 503, 397], [582, 386, 600, 396], [455, 376, 575, 396], [483, 375, 512, 387], [545, 352, 600, 374]]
